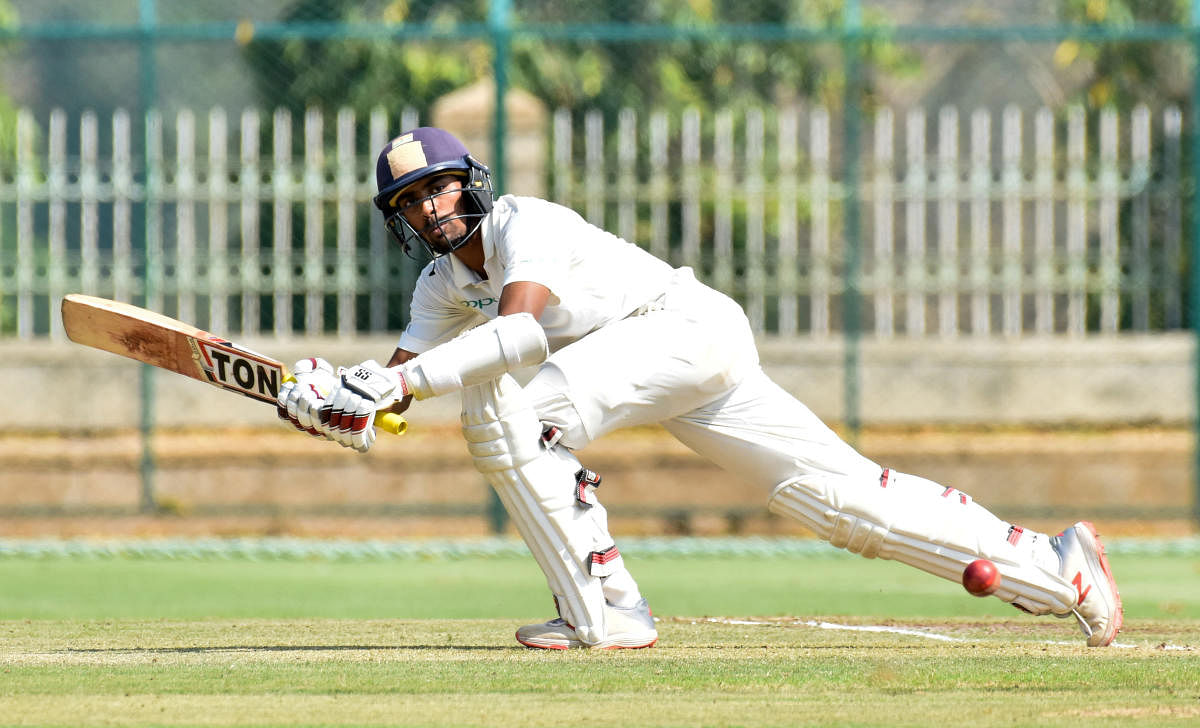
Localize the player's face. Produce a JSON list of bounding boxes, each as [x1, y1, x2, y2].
[[396, 174, 470, 255]]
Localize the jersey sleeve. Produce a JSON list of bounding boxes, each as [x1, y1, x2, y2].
[[397, 269, 482, 354]]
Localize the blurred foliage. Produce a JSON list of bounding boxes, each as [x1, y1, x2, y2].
[[242, 0, 919, 128], [1053, 0, 1193, 332], [513, 0, 846, 116], [0, 0, 19, 167], [243, 0, 488, 120], [1055, 0, 1191, 109]]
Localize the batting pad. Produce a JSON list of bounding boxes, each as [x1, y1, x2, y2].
[[402, 312, 549, 400], [768, 471, 1077, 615], [461, 373, 625, 645]]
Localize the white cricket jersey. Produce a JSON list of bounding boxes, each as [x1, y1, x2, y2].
[[398, 195, 678, 354]]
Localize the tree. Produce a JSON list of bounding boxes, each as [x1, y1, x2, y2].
[[1054, 0, 1190, 109], [242, 0, 486, 120], [1053, 0, 1193, 330], [242, 0, 912, 126], [0, 0, 20, 167]]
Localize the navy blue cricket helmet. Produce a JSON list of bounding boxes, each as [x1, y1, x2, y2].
[[372, 127, 494, 257]]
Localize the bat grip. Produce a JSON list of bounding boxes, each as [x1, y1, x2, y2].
[[375, 411, 408, 435]]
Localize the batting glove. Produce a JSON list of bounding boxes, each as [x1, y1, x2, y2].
[[319, 360, 409, 453], [276, 357, 339, 438]]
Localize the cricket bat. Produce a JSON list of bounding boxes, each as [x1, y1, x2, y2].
[[60, 293, 407, 435]]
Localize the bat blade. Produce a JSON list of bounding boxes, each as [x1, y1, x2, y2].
[[62, 294, 279, 401], [61, 294, 407, 435], [62, 294, 210, 379]]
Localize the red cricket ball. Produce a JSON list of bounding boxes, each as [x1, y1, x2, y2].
[[962, 559, 1001, 596]]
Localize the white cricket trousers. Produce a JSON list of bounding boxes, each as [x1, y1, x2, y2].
[[525, 268, 883, 495], [521, 269, 1057, 612]]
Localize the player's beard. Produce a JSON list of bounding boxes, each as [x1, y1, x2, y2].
[[423, 218, 467, 256]]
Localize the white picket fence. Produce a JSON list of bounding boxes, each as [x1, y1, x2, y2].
[[552, 104, 1184, 338], [0, 103, 1184, 340]]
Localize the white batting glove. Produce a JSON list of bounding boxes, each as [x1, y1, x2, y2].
[[318, 360, 409, 453], [276, 357, 339, 439]]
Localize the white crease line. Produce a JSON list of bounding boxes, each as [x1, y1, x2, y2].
[[696, 617, 961, 642], [801, 620, 964, 642], [696, 618, 1188, 650]]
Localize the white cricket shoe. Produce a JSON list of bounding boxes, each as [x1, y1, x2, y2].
[[515, 598, 658, 650], [1051, 521, 1123, 647]]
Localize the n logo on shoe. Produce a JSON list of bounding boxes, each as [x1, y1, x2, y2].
[[1072, 571, 1092, 605]]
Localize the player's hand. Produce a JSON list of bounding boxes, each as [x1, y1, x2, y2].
[[318, 360, 410, 453], [276, 358, 339, 438]]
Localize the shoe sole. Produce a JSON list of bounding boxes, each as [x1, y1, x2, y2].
[[515, 634, 573, 650], [595, 636, 657, 650], [1078, 521, 1124, 647], [515, 632, 658, 650]]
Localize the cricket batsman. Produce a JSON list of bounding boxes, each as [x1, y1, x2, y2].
[[277, 127, 1123, 649]]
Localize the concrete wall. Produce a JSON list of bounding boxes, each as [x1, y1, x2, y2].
[[5, 333, 1193, 433], [758, 334, 1195, 425]]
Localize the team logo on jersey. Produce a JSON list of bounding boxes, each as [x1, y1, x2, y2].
[[462, 296, 498, 310]]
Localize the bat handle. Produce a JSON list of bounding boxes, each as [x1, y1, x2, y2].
[[375, 411, 408, 436]]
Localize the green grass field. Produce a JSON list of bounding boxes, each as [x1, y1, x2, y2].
[[1, 541, 1198, 727]]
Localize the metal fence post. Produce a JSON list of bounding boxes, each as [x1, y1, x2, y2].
[[486, 488, 509, 535], [489, 0, 511, 195], [842, 0, 863, 446], [1192, 0, 1200, 527], [138, 0, 158, 513], [485, 0, 513, 534]]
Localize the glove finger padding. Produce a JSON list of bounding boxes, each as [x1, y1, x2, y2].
[[292, 385, 326, 435], [276, 379, 297, 423], [276, 358, 337, 438], [317, 360, 404, 452], [349, 398, 377, 453], [320, 386, 358, 447], [283, 383, 316, 435]]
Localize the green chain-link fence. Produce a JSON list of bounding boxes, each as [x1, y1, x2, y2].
[[2, 0, 1200, 528]]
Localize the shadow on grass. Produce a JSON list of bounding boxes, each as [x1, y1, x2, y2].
[[63, 644, 514, 653]]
